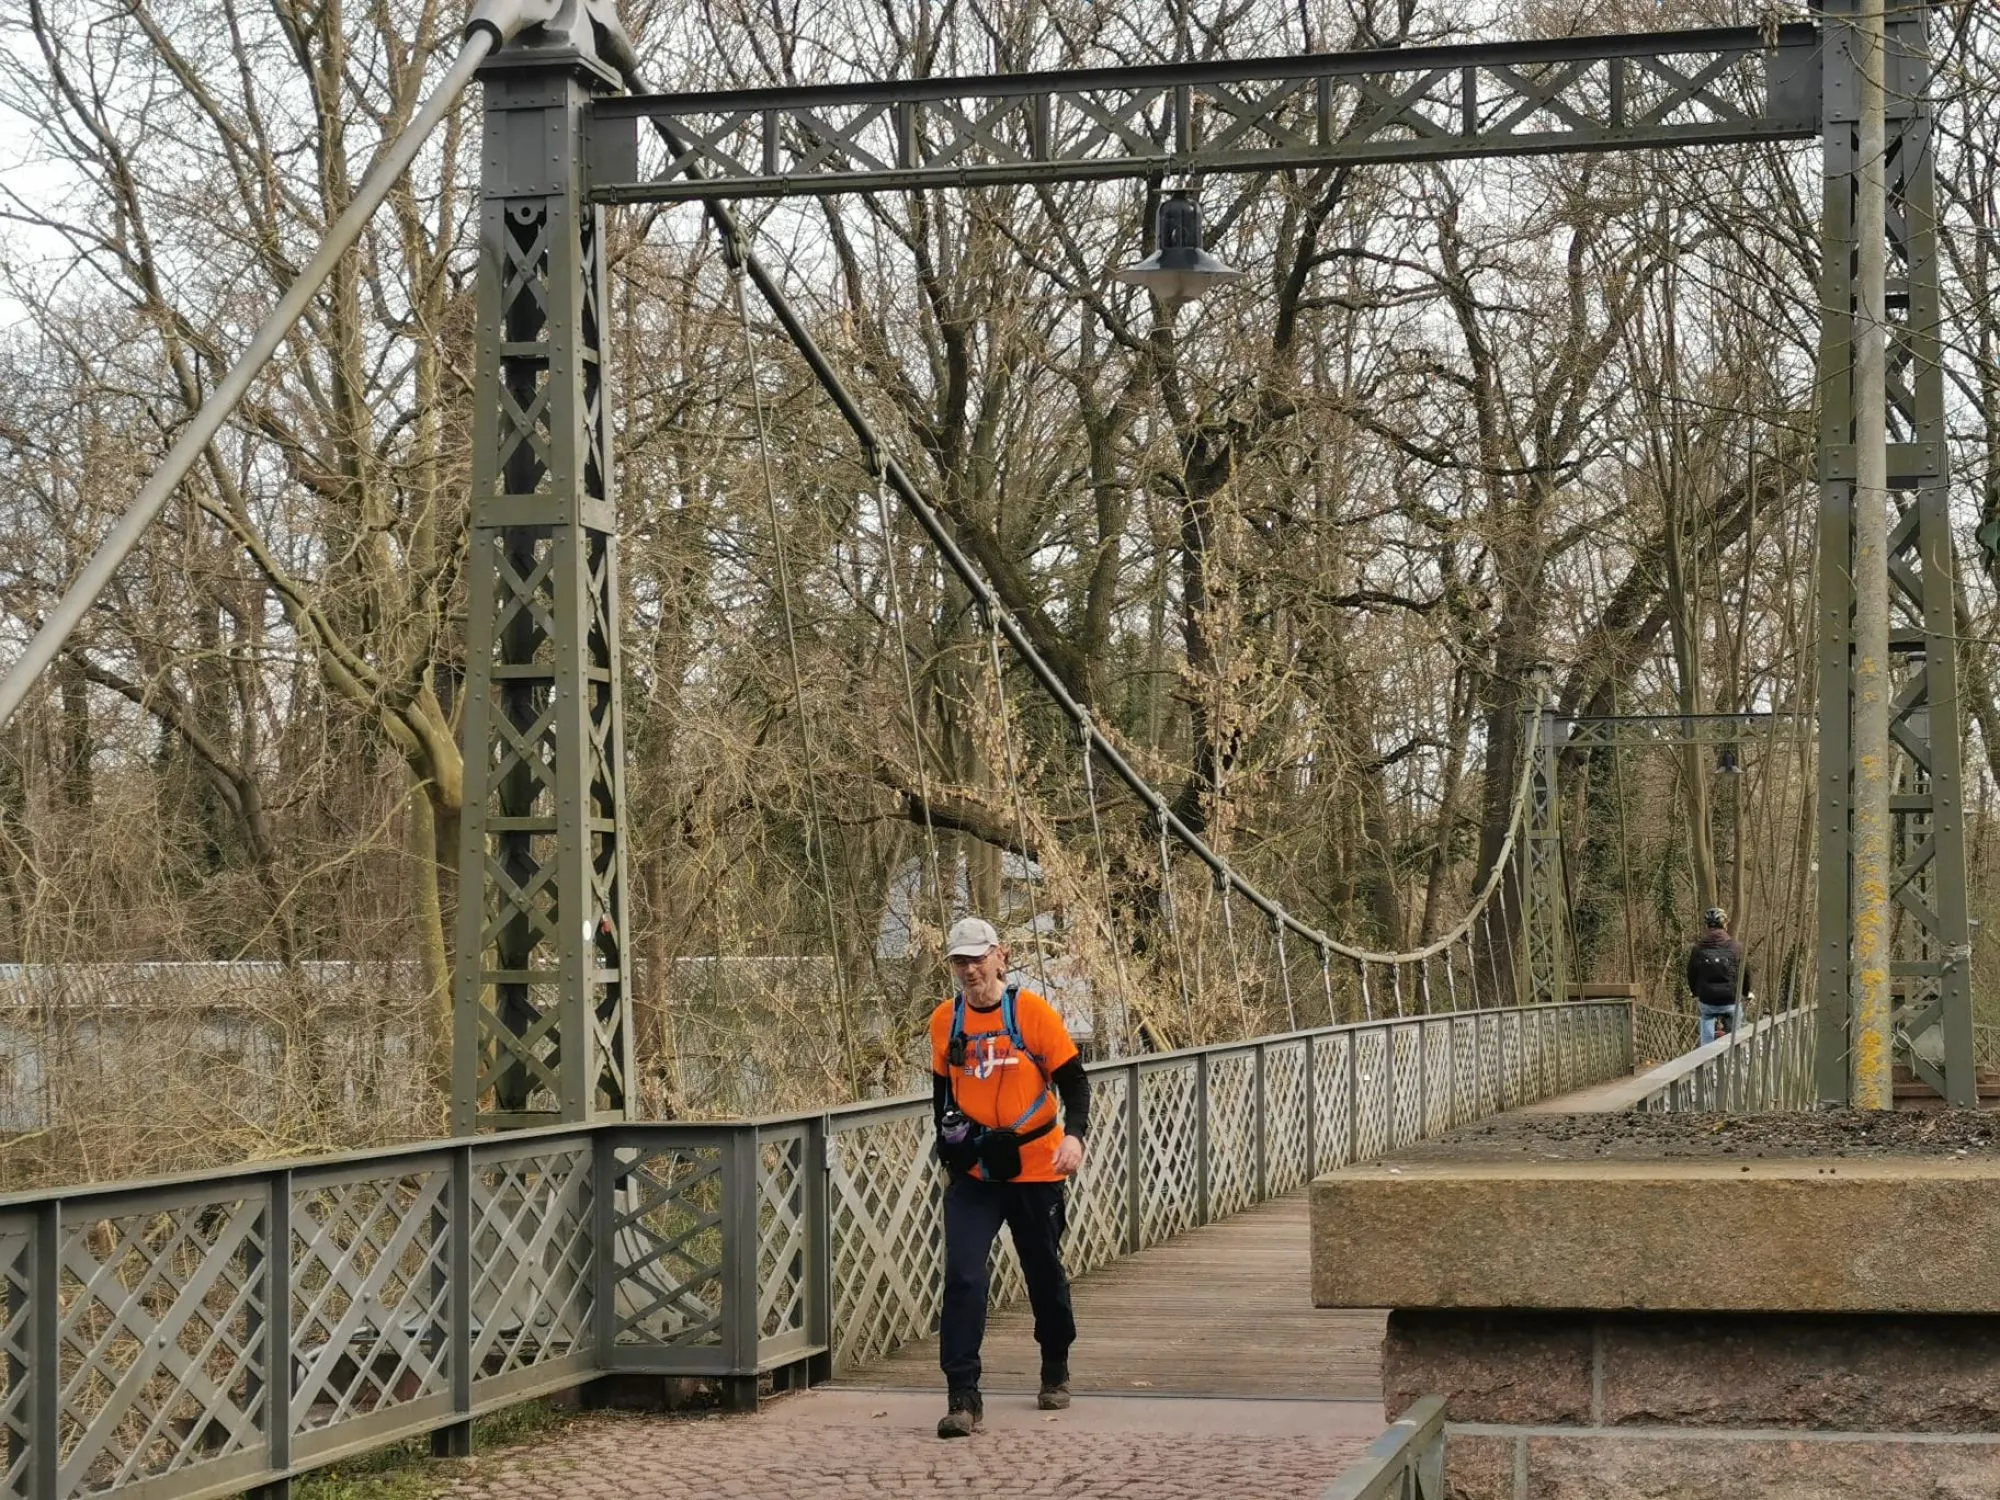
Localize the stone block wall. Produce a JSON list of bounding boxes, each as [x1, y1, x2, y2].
[[1384, 1310, 2000, 1499]]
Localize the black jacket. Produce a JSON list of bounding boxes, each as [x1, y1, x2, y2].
[[1686, 932, 1748, 1008]]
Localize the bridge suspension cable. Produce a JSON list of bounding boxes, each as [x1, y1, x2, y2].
[[874, 473, 953, 945], [729, 255, 859, 1088], [649, 99, 1546, 980]]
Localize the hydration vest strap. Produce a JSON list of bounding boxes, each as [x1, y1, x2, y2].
[[950, 986, 1054, 1131], [951, 986, 1036, 1058], [1003, 1082, 1054, 1133]]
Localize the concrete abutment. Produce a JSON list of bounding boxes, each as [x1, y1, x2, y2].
[[1311, 1112, 2000, 1497]]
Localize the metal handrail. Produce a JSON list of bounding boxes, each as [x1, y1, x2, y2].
[[754, 998, 1619, 1131], [1625, 1003, 1818, 1112], [1320, 1395, 1447, 1500]]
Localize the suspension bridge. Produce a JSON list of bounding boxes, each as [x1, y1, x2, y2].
[[0, 0, 1978, 1494]]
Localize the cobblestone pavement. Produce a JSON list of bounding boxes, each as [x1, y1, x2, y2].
[[439, 1388, 1380, 1499]]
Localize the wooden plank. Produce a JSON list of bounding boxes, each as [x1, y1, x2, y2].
[[840, 1193, 1385, 1399]]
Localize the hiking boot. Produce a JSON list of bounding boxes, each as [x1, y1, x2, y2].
[[1037, 1364, 1071, 1411], [937, 1390, 983, 1438]]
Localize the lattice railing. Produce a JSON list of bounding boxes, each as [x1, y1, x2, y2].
[[819, 1000, 1632, 1369], [1633, 1005, 1699, 1065], [1627, 1004, 1817, 1112], [0, 1000, 1629, 1499]]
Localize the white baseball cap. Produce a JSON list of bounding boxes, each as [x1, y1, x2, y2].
[[944, 917, 1001, 959]]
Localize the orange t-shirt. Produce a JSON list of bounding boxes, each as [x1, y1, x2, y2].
[[929, 987, 1080, 1183]]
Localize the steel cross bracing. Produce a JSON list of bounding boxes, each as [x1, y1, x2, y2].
[[1558, 712, 1814, 751], [1523, 698, 1566, 1008], [454, 35, 637, 1131], [584, 26, 1820, 201], [1521, 713, 1816, 1013], [1811, 0, 1972, 1107], [459, 9, 1959, 1126]]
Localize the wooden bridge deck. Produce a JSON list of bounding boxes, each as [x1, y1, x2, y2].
[[843, 1193, 1386, 1400]]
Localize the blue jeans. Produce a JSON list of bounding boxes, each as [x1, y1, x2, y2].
[[1698, 1003, 1742, 1046]]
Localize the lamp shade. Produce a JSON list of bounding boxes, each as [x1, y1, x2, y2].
[[1117, 190, 1242, 308]]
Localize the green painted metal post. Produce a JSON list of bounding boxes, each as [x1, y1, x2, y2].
[[455, 28, 636, 1131], [1894, 5, 1975, 1105], [1383, 1025, 1399, 1150], [1416, 1023, 1429, 1138], [1850, 0, 1892, 1110], [722, 1129, 760, 1409], [1194, 1053, 1210, 1225], [439, 1143, 474, 1456], [591, 1131, 619, 1373], [1253, 1044, 1267, 1202], [1346, 1029, 1360, 1161], [1813, 0, 1857, 1097], [1522, 691, 1566, 1009], [1125, 1063, 1144, 1252], [1814, 0, 1971, 1106], [259, 1172, 292, 1488], [1304, 1034, 1319, 1179], [31, 1206, 56, 1500], [805, 1117, 835, 1385]]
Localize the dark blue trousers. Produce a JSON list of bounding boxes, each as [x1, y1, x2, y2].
[[938, 1172, 1074, 1395]]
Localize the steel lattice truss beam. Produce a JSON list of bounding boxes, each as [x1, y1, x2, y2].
[[1559, 713, 1813, 751], [1813, 0, 1972, 1106], [585, 25, 1820, 202], [455, 49, 637, 1131], [1523, 707, 1566, 1008]]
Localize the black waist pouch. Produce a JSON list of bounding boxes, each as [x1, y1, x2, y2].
[[977, 1118, 1054, 1182]]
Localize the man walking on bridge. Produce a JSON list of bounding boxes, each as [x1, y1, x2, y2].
[[1686, 907, 1751, 1045], [930, 916, 1091, 1438]]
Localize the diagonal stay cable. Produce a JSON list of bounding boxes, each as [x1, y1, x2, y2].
[[1078, 713, 1139, 1047], [990, 616, 1057, 997], [727, 256, 858, 1089], [873, 474, 952, 944], [629, 98, 1545, 977]]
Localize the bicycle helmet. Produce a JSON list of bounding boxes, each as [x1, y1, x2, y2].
[[1701, 907, 1728, 930]]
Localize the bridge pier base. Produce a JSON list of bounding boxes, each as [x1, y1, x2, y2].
[[1312, 1111, 2000, 1496], [1383, 1308, 2000, 1498]]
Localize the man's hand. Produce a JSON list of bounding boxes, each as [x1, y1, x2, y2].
[[1052, 1136, 1084, 1178]]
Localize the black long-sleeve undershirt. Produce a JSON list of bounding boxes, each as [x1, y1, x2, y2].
[[933, 1057, 1091, 1142]]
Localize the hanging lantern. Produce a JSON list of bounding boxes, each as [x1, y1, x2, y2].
[[1116, 189, 1242, 310]]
